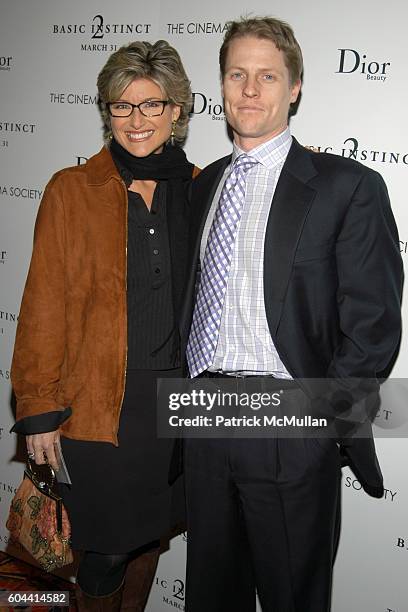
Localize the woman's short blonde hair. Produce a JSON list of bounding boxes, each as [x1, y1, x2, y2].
[[97, 40, 192, 145]]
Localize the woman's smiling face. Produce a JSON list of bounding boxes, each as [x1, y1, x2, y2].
[[110, 78, 180, 157]]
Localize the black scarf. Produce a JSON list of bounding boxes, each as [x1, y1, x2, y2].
[[110, 137, 194, 185], [110, 137, 193, 368]]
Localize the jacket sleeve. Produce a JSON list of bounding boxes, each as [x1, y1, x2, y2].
[[327, 169, 403, 381], [11, 408, 72, 435], [11, 172, 68, 422]]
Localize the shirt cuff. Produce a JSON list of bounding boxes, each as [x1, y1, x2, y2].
[[10, 407, 72, 435]]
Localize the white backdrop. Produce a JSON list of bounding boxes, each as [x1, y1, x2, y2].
[[1, 1, 407, 611]]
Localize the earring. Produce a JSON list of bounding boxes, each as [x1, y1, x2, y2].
[[170, 120, 177, 146]]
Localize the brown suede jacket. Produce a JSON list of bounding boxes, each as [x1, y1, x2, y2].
[[11, 147, 197, 445]]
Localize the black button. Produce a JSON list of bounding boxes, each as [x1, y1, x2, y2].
[[155, 268, 161, 274]]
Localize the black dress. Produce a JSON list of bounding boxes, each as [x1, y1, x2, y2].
[[58, 183, 184, 553]]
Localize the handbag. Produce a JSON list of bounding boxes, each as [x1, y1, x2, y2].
[[6, 458, 73, 572]]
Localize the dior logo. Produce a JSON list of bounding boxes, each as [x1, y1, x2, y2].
[[0, 56, 12, 70], [336, 49, 390, 81], [191, 92, 225, 121]]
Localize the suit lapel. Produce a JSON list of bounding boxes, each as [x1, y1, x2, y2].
[[190, 156, 231, 263], [180, 156, 230, 343], [264, 139, 318, 337]]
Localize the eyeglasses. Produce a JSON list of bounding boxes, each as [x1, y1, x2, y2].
[[107, 100, 170, 118]]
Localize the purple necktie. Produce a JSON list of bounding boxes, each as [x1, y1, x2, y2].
[[186, 154, 258, 377]]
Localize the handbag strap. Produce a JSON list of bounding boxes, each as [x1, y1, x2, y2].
[[26, 457, 56, 494]]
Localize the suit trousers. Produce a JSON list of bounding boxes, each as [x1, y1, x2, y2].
[[184, 392, 342, 612]]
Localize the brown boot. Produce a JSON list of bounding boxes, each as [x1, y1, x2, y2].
[[120, 547, 160, 611], [75, 581, 123, 611]]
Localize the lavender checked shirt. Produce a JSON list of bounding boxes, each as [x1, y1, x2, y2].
[[199, 127, 293, 378]]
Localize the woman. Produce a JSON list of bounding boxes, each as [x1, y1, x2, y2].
[[11, 40, 196, 611]]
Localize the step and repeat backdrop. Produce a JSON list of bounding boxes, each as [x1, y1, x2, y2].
[[1, 1, 407, 610]]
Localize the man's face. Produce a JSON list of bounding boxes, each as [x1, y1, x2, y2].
[[222, 36, 301, 151]]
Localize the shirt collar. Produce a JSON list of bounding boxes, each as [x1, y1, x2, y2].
[[232, 127, 292, 169]]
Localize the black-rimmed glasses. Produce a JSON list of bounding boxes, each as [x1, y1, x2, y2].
[[107, 100, 170, 118]]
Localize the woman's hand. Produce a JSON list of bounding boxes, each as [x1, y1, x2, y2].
[[26, 431, 60, 471]]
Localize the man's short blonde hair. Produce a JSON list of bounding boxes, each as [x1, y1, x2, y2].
[[219, 16, 303, 85]]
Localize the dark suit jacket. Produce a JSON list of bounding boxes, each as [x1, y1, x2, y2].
[[181, 138, 403, 496]]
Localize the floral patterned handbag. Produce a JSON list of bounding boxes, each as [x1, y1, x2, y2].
[[6, 459, 73, 572]]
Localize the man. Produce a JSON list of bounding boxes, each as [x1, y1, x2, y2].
[[181, 17, 402, 612]]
